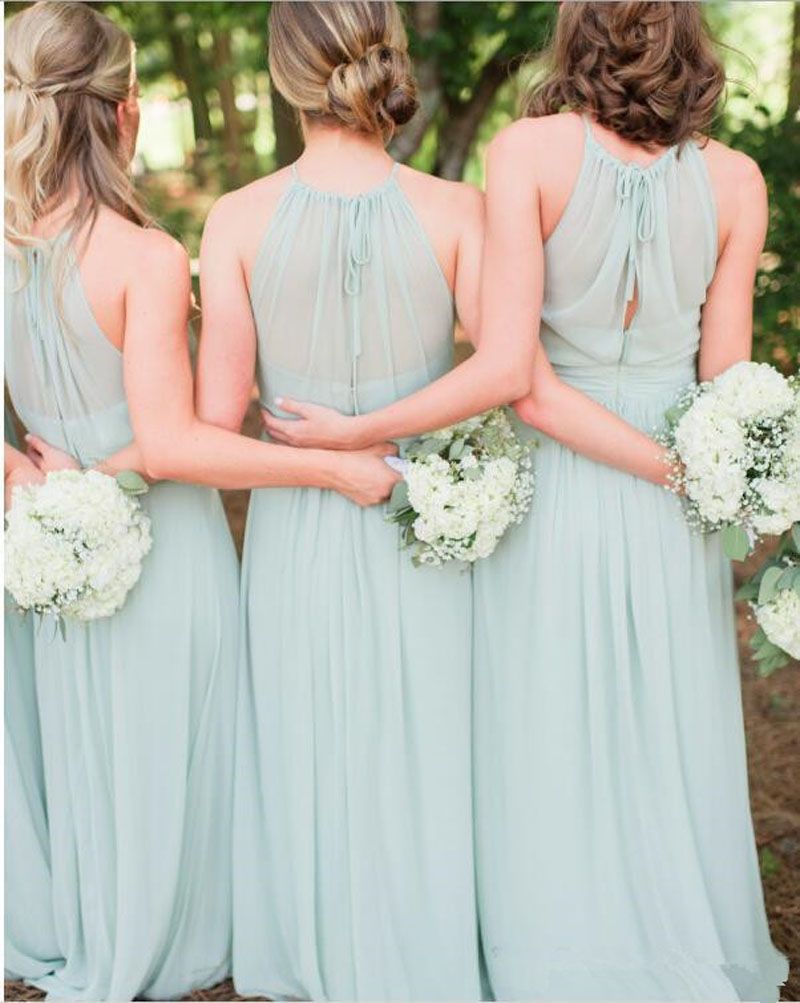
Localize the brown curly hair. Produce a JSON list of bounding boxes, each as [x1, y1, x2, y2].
[[523, 2, 726, 149]]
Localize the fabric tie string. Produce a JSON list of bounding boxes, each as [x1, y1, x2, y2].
[[616, 164, 657, 303], [345, 196, 372, 414]]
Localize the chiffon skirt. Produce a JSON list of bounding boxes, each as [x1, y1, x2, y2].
[[25, 483, 240, 1002], [5, 596, 60, 980], [232, 486, 481, 1001], [473, 364, 788, 1003]]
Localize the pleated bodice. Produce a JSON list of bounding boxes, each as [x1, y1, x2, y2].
[[5, 243, 132, 469], [4, 234, 240, 1001], [542, 117, 717, 397], [251, 163, 454, 418], [234, 162, 482, 1000]]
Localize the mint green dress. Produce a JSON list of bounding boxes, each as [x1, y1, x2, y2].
[[4, 410, 60, 982], [232, 164, 482, 1001], [4, 244, 241, 1001], [473, 118, 788, 1002]]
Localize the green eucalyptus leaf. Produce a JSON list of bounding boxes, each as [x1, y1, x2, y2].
[[116, 470, 149, 496], [758, 566, 784, 605], [735, 580, 760, 601], [753, 638, 782, 661], [448, 439, 465, 460], [721, 524, 751, 562], [757, 651, 789, 677], [777, 567, 799, 591], [792, 523, 800, 553], [389, 480, 409, 511]]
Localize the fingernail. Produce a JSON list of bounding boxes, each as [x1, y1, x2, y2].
[[275, 396, 284, 406]]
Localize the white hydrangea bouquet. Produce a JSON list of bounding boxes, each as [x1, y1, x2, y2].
[[661, 361, 800, 560], [736, 524, 800, 674], [5, 468, 152, 631], [386, 407, 535, 566]]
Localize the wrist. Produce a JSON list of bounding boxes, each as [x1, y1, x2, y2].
[[314, 450, 346, 492], [350, 413, 378, 449]]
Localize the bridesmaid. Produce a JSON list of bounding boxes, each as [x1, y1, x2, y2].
[[194, 2, 534, 998], [4, 3, 396, 1000], [4, 424, 60, 982], [471, 6, 787, 1000], [259, 4, 788, 1001]]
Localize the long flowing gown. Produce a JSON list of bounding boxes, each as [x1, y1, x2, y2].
[[473, 117, 789, 1002], [4, 409, 61, 981], [4, 243, 241, 1001], [232, 164, 482, 1001]]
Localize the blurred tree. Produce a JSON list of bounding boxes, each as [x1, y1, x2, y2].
[[785, 0, 800, 128], [398, 1, 555, 178], [271, 84, 304, 167], [390, 2, 443, 163]]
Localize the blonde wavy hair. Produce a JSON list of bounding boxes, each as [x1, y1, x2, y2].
[[523, 1, 726, 149], [5, 0, 150, 280], [269, 1, 418, 144]]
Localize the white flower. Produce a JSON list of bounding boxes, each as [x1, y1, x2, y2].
[[663, 362, 800, 543], [4, 469, 152, 622], [712, 361, 795, 422], [751, 477, 800, 537], [756, 588, 800, 661], [390, 408, 535, 565]]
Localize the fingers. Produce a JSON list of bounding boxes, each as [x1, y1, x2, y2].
[[24, 433, 47, 457], [262, 413, 300, 445], [273, 397, 311, 418]]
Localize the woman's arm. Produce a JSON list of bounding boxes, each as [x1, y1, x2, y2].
[[696, 156, 768, 381], [122, 230, 399, 504], [512, 152, 767, 484], [261, 137, 537, 449], [194, 194, 258, 432], [512, 351, 674, 485], [5, 442, 44, 509]]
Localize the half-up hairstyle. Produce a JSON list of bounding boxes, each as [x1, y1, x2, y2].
[[523, 2, 726, 149], [5, 0, 150, 278], [269, 1, 418, 144]]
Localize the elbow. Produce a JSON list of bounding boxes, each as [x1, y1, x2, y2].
[[139, 443, 184, 482], [195, 405, 242, 433], [141, 456, 173, 482], [513, 391, 559, 438], [494, 362, 533, 404]]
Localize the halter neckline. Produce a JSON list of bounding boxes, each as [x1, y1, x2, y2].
[[582, 115, 677, 176], [289, 161, 400, 201]]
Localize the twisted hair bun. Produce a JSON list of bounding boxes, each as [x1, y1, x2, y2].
[[523, 1, 725, 149], [269, 2, 418, 144]]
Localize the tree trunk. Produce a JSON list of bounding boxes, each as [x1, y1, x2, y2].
[[162, 4, 212, 151], [435, 60, 508, 180], [390, 1, 442, 163], [212, 30, 242, 186], [270, 82, 304, 167], [786, 0, 800, 129]]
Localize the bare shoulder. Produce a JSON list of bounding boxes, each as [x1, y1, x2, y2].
[[398, 163, 482, 213], [489, 113, 580, 160], [205, 168, 293, 231], [699, 137, 766, 196], [135, 226, 190, 279], [87, 208, 188, 286]]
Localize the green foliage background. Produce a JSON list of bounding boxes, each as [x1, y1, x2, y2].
[[5, 0, 798, 370]]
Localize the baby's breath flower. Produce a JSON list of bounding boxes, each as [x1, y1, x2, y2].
[[387, 407, 535, 566], [5, 469, 152, 623]]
